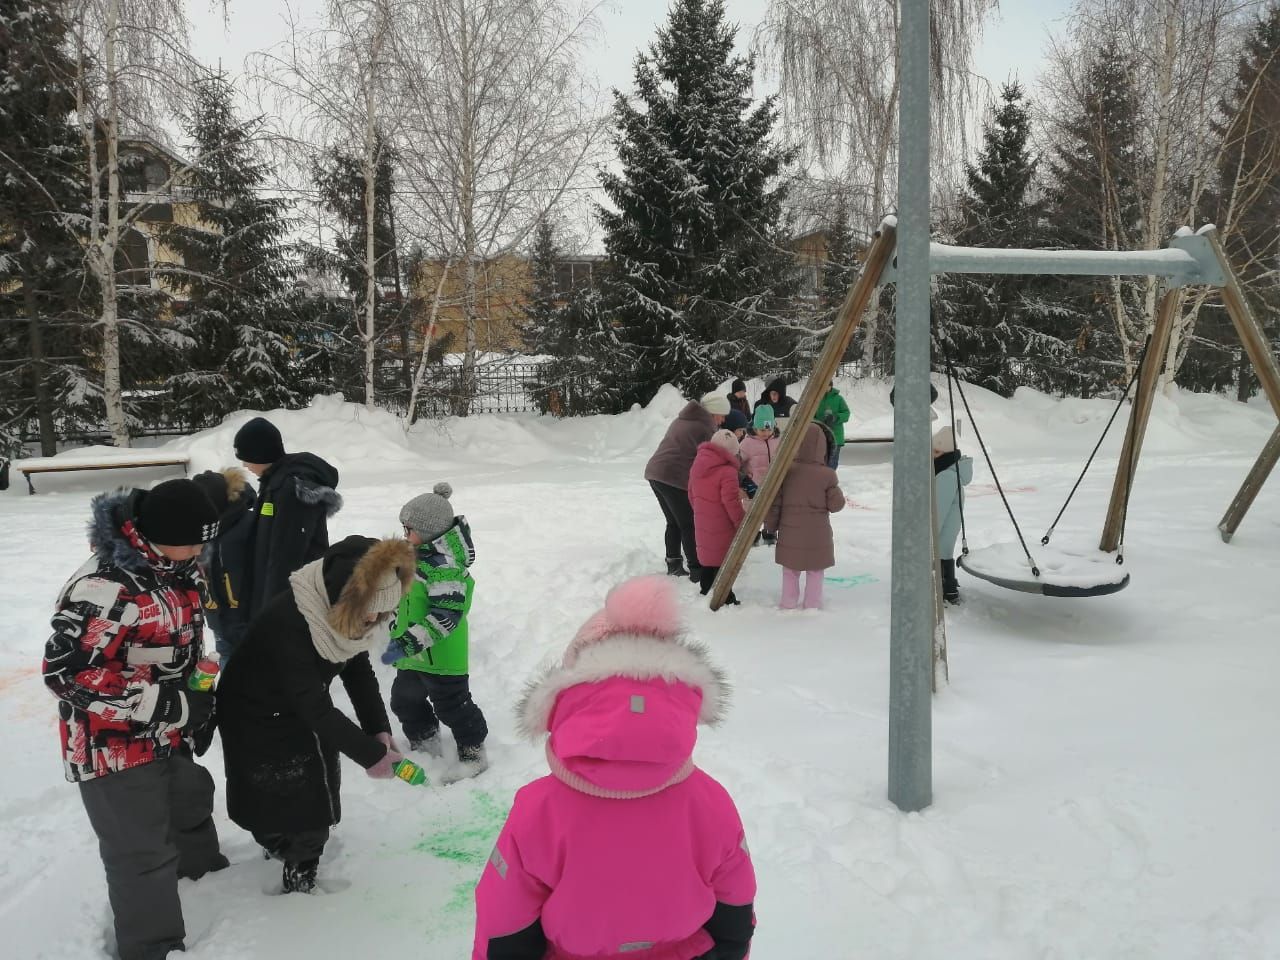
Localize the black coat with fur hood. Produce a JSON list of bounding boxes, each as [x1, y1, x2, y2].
[[217, 536, 411, 834], [193, 468, 257, 656], [247, 452, 342, 617]]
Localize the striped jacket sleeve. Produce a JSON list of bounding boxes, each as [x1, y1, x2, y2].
[[394, 567, 468, 653]]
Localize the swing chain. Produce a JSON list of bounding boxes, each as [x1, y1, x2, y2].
[[943, 350, 1041, 578], [1041, 334, 1155, 546]]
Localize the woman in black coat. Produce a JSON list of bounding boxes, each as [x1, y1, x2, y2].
[[217, 535, 415, 893]]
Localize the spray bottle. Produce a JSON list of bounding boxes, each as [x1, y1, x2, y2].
[[394, 758, 428, 786], [188, 658, 220, 692]]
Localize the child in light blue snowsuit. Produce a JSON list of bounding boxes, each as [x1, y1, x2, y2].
[[934, 426, 972, 604]]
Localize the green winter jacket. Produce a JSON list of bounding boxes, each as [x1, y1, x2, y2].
[[815, 389, 851, 446], [388, 519, 476, 676]]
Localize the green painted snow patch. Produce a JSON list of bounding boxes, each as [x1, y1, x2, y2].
[[825, 574, 880, 587], [414, 790, 506, 868]]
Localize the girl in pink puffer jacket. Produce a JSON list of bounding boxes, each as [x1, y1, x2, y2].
[[473, 577, 756, 960]]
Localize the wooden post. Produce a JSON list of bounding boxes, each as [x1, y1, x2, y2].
[[1218, 423, 1280, 543], [1203, 227, 1280, 419], [709, 222, 898, 610], [1099, 287, 1181, 553]]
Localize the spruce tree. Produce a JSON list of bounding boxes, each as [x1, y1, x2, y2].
[[821, 194, 859, 367], [0, 0, 94, 454], [599, 0, 799, 408], [935, 82, 1064, 395], [521, 217, 559, 354], [164, 72, 301, 423], [1042, 42, 1146, 396], [1205, 4, 1280, 400]]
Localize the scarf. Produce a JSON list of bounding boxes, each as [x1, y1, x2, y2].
[[290, 558, 388, 664]]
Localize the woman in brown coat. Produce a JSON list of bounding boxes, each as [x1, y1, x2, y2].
[[765, 423, 845, 609], [644, 392, 729, 579]]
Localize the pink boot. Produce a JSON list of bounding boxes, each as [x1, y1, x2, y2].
[[780, 568, 801, 609], [803, 570, 825, 610]]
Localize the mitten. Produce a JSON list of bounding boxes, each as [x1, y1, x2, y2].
[[366, 742, 405, 779], [380, 639, 405, 665]]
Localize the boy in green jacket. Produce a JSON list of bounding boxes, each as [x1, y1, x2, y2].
[[815, 381, 851, 469], [381, 482, 489, 780]]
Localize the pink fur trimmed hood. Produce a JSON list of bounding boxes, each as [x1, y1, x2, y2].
[[516, 576, 731, 743]]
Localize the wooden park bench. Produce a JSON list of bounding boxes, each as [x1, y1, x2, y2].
[[16, 451, 191, 494]]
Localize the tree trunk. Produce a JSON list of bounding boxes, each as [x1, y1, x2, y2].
[[101, 0, 129, 447], [23, 275, 58, 456], [406, 259, 451, 428], [1143, 3, 1178, 327], [360, 8, 388, 409], [457, 0, 478, 417]]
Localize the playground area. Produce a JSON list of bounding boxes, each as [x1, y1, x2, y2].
[[0, 385, 1276, 958]]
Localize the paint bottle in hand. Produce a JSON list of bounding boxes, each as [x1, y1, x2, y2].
[[394, 759, 428, 786], [188, 658, 220, 692]]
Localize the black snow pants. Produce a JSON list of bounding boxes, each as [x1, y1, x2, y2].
[[78, 751, 225, 960], [254, 828, 330, 865], [389, 670, 488, 749], [649, 480, 701, 574]]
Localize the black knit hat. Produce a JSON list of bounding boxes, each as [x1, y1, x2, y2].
[[191, 470, 229, 515], [134, 479, 220, 545], [731, 378, 747, 394], [233, 417, 284, 464]]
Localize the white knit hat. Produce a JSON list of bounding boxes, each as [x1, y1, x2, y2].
[[700, 391, 731, 416], [932, 426, 956, 453]]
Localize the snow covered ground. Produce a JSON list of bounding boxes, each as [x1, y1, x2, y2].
[[2, 378, 1278, 959]]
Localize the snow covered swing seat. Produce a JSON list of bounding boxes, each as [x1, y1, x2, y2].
[[958, 543, 1130, 598]]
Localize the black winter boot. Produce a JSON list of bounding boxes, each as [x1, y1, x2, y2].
[[761, 531, 777, 546], [282, 859, 319, 894], [666, 557, 689, 577], [940, 559, 961, 605]]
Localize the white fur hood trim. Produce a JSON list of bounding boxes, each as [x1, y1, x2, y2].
[[516, 634, 730, 741]]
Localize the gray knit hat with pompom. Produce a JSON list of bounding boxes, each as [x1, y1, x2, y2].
[[400, 482, 456, 541]]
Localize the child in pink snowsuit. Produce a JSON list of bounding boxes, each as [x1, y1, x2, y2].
[[765, 422, 845, 610], [473, 576, 756, 960], [688, 430, 747, 603]]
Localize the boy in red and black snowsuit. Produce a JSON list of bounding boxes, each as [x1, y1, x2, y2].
[[43, 480, 228, 960]]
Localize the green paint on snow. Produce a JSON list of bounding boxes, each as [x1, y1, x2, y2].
[[825, 574, 880, 587], [413, 790, 507, 869]]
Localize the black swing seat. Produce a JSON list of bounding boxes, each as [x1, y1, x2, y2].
[[958, 542, 1131, 598]]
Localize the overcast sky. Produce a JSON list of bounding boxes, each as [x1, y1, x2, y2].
[[189, 0, 1077, 115]]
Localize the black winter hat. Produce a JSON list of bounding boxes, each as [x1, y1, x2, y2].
[[191, 470, 229, 515], [724, 409, 750, 433], [731, 378, 747, 394], [234, 417, 284, 464], [134, 479, 220, 546]]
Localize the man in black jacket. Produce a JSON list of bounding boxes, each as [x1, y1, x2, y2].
[[234, 417, 343, 616]]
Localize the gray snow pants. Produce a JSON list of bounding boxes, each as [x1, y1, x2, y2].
[[79, 751, 225, 960]]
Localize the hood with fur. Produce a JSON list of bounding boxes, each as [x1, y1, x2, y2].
[[260, 452, 343, 517], [87, 488, 156, 575], [323, 536, 416, 639], [515, 577, 730, 799]]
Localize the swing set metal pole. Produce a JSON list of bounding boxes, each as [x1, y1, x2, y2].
[[887, 0, 933, 814]]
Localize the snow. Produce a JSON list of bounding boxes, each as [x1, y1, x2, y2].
[[3, 382, 1279, 958], [959, 541, 1131, 590]]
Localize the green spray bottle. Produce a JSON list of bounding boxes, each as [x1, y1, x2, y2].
[[394, 758, 428, 786]]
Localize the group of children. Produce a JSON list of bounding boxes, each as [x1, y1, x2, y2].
[[687, 381, 849, 610], [690, 377, 973, 610], [45, 385, 974, 960]]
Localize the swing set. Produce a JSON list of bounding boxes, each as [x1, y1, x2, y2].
[[709, 222, 1280, 610]]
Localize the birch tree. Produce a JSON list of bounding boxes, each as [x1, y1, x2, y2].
[[386, 0, 604, 415], [1043, 0, 1259, 383], [755, 0, 996, 370], [64, 0, 202, 446], [253, 0, 398, 409]]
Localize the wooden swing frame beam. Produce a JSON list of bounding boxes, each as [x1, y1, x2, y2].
[[709, 223, 1280, 612]]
